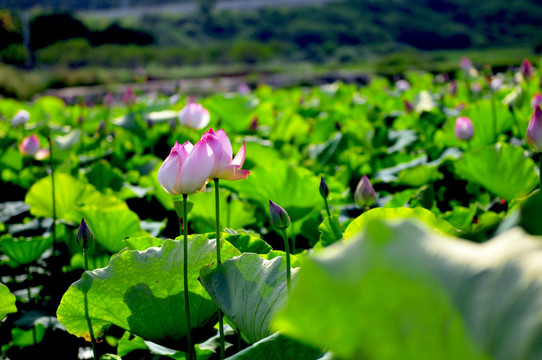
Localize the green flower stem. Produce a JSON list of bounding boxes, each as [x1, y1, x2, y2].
[[281, 228, 292, 294], [49, 136, 57, 254], [83, 247, 98, 360], [182, 194, 195, 360], [213, 178, 225, 360], [491, 91, 498, 141], [323, 197, 331, 218], [26, 266, 37, 345]]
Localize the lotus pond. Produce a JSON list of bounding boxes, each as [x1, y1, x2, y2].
[[2, 59, 542, 360]]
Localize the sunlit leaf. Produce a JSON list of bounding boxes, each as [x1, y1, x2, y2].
[[57, 236, 241, 349], [0, 283, 17, 321], [344, 207, 458, 239], [455, 143, 538, 201], [200, 253, 296, 344], [274, 220, 542, 360]]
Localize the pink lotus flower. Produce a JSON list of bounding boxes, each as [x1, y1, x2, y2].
[[354, 175, 376, 208], [157, 139, 215, 195], [526, 105, 542, 152], [531, 93, 542, 109], [179, 99, 210, 130], [454, 116, 474, 141], [200, 128, 250, 181], [19, 135, 40, 157]]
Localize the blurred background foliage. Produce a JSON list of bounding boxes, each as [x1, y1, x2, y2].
[[0, 0, 541, 99]]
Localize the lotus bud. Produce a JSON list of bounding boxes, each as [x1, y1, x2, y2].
[[269, 200, 290, 230], [77, 218, 94, 250], [319, 177, 329, 199], [531, 93, 542, 109], [526, 105, 542, 152], [96, 120, 106, 137], [103, 92, 115, 107], [520, 59, 533, 80], [404, 100, 413, 113], [19, 135, 40, 157], [123, 86, 136, 106], [11, 109, 30, 126], [354, 175, 376, 208], [460, 57, 473, 72], [450, 80, 457, 96], [454, 116, 474, 141]]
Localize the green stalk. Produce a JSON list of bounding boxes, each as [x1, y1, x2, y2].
[[213, 179, 225, 360], [83, 247, 98, 359], [491, 90, 498, 142], [182, 194, 195, 360], [49, 136, 57, 254], [281, 228, 291, 294], [26, 266, 36, 345]]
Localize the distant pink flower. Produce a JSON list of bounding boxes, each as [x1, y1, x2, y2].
[[395, 79, 410, 91], [454, 116, 474, 141], [123, 86, 136, 106], [354, 175, 376, 208], [200, 128, 249, 181], [531, 93, 542, 109], [19, 135, 40, 157], [179, 101, 210, 129], [526, 105, 542, 152], [11, 110, 30, 126], [460, 57, 473, 72], [520, 59, 534, 80], [238, 83, 251, 95], [157, 139, 215, 195], [103, 92, 115, 107]]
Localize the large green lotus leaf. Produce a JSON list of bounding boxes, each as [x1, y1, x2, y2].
[[57, 236, 241, 348], [203, 94, 254, 133], [123, 236, 164, 251], [189, 189, 256, 234], [25, 173, 123, 223], [78, 205, 147, 253], [0, 282, 17, 321], [189, 229, 271, 255], [455, 143, 538, 201], [226, 332, 322, 360], [273, 220, 542, 360], [316, 215, 343, 248], [0, 234, 53, 265], [228, 160, 322, 222], [199, 253, 297, 344], [344, 207, 458, 239], [465, 99, 515, 146]]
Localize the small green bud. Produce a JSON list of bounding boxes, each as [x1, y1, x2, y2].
[[319, 176, 329, 199], [77, 218, 94, 249], [269, 200, 290, 230]]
